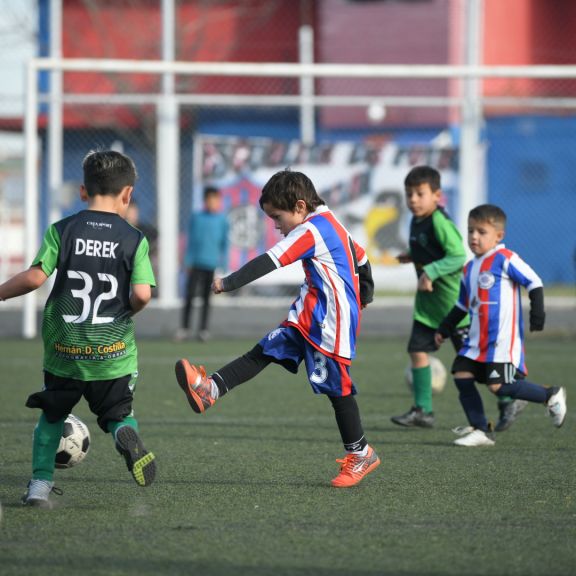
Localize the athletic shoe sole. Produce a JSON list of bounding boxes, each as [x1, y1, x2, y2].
[[175, 359, 205, 414], [115, 426, 156, 487]]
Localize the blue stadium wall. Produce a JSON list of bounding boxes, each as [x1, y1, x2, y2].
[[485, 116, 576, 285]]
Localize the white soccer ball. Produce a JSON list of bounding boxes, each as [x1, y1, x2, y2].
[[55, 414, 91, 469], [405, 356, 448, 394]]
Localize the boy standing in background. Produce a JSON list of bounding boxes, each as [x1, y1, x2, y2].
[[176, 186, 229, 342]]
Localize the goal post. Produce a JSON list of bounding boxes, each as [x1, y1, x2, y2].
[[22, 57, 576, 338]]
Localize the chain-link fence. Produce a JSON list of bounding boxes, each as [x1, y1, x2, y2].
[[2, 0, 576, 333]]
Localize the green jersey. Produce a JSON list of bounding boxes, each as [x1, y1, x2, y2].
[[32, 210, 156, 381], [409, 207, 467, 329]]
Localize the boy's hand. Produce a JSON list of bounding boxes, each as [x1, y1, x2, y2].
[[212, 277, 224, 294], [397, 253, 412, 264], [417, 272, 434, 292], [434, 332, 445, 348]]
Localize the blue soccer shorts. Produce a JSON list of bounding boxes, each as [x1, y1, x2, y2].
[[258, 325, 357, 397]]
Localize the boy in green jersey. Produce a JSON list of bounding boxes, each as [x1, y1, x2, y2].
[[0, 150, 157, 507], [390, 166, 468, 428], [390, 166, 524, 430]]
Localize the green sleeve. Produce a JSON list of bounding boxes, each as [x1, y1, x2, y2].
[[131, 237, 156, 287], [424, 211, 466, 281], [31, 224, 60, 276]]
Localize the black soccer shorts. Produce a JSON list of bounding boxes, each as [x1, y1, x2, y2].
[[26, 371, 136, 432]]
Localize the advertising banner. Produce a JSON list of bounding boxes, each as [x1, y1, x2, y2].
[[194, 134, 459, 290]]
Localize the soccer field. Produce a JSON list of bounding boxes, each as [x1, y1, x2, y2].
[[0, 336, 574, 576]]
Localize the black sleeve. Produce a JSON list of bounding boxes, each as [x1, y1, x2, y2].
[[358, 260, 374, 306], [221, 253, 277, 292], [438, 306, 468, 338], [528, 286, 545, 331]]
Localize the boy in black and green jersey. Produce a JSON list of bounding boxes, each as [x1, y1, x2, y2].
[[390, 166, 524, 430], [390, 166, 469, 428], [0, 150, 157, 507]]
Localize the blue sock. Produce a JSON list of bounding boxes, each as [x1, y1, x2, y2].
[[454, 378, 489, 432], [497, 380, 548, 404]]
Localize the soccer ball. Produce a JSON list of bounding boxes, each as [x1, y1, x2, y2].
[[405, 356, 448, 395], [55, 414, 91, 469]]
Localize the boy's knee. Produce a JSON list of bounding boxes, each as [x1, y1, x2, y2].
[[494, 382, 521, 397], [488, 383, 501, 395]]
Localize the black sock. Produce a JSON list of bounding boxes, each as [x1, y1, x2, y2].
[[211, 344, 271, 396], [329, 395, 367, 452]]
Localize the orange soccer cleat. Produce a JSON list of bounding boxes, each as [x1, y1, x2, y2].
[[175, 359, 218, 414], [331, 445, 380, 488]]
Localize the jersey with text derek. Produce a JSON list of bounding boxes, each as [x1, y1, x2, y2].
[[33, 210, 156, 381]]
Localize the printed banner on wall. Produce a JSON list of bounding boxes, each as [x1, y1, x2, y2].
[[193, 134, 459, 289]]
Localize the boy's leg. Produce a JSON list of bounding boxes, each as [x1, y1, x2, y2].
[[31, 413, 65, 481], [391, 322, 435, 427], [176, 343, 272, 413], [22, 413, 66, 508], [411, 354, 433, 413], [454, 377, 489, 431], [298, 345, 379, 487], [328, 395, 380, 488], [23, 372, 84, 507], [453, 376, 495, 447], [86, 375, 156, 487], [176, 269, 198, 340], [493, 377, 567, 428], [198, 269, 215, 339]]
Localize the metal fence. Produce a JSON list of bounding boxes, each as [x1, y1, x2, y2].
[[2, 0, 576, 338]]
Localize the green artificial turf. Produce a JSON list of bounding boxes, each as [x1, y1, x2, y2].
[[0, 336, 574, 575]]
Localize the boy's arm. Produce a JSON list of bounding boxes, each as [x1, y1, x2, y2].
[[0, 265, 49, 301], [358, 260, 374, 307], [506, 253, 545, 332], [218, 254, 277, 292], [437, 305, 468, 338], [130, 284, 152, 314], [423, 212, 466, 281], [528, 286, 545, 331], [129, 237, 156, 313]]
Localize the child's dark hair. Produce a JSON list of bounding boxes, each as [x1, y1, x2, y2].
[[259, 169, 325, 212], [82, 150, 137, 197], [404, 165, 441, 191], [469, 204, 507, 229], [204, 185, 220, 200]]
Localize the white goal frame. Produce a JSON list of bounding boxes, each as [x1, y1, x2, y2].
[[23, 57, 576, 337]]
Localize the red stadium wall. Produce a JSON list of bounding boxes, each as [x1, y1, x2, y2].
[[483, 0, 576, 101], [59, 0, 301, 128]]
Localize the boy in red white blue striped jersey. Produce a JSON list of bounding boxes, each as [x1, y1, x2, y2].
[[435, 204, 567, 447], [176, 169, 380, 487]]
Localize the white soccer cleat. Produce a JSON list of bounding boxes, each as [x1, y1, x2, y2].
[[453, 429, 495, 447], [451, 425, 474, 437], [22, 479, 57, 508], [547, 387, 567, 428]]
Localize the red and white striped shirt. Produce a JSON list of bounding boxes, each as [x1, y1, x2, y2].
[[267, 206, 367, 363], [456, 244, 543, 373]]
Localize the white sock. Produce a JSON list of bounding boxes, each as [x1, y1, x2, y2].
[[350, 445, 369, 457], [209, 378, 220, 399]]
